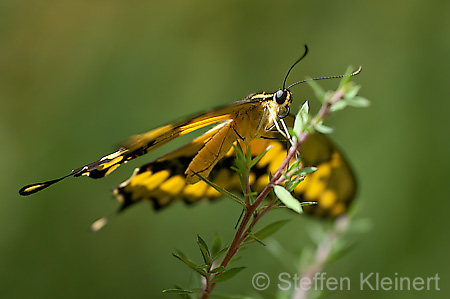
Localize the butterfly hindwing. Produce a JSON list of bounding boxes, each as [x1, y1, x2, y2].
[[114, 121, 356, 219], [114, 123, 232, 211]]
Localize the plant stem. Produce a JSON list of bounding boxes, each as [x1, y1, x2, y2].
[[292, 216, 350, 299], [201, 88, 346, 299]]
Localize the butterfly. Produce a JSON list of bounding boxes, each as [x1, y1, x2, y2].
[[19, 46, 357, 230]]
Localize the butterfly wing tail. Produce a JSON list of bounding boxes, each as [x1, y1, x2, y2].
[[19, 108, 236, 197], [19, 176, 70, 196], [18, 148, 128, 196]]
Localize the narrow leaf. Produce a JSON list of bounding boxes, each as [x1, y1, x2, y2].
[[287, 177, 304, 192], [300, 201, 317, 207], [273, 185, 303, 214], [345, 84, 361, 99], [197, 235, 211, 265], [300, 101, 309, 122], [293, 101, 309, 136], [249, 145, 272, 169], [162, 288, 202, 294], [172, 253, 207, 277], [330, 100, 348, 112], [210, 266, 226, 273], [212, 246, 230, 261], [244, 232, 266, 246], [212, 267, 246, 283], [174, 249, 188, 259], [233, 159, 246, 175], [292, 166, 317, 177], [233, 142, 246, 163], [288, 128, 298, 139], [315, 122, 334, 134], [194, 173, 245, 206], [252, 219, 290, 241], [344, 96, 370, 108], [287, 160, 301, 172], [245, 144, 252, 165]]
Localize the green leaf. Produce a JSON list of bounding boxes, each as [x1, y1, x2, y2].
[[210, 266, 226, 273], [300, 100, 309, 122], [344, 96, 370, 108], [300, 201, 317, 207], [287, 160, 301, 172], [245, 144, 252, 165], [162, 288, 202, 294], [172, 253, 207, 277], [244, 232, 266, 246], [246, 191, 258, 198], [194, 173, 245, 206], [233, 142, 246, 163], [286, 177, 304, 192], [249, 145, 272, 169], [286, 166, 317, 192], [273, 185, 303, 214], [292, 166, 317, 177], [315, 122, 334, 134], [287, 128, 297, 139], [212, 267, 246, 283], [247, 219, 290, 244], [230, 166, 239, 172], [233, 158, 246, 175], [174, 249, 188, 260], [330, 100, 348, 112], [293, 101, 309, 137], [197, 235, 211, 265], [228, 255, 242, 265], [212, 246, 229, 261], [345, 84, 361, 99]]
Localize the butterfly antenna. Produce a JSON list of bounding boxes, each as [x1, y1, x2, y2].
[[287, 65, 362, 90], [282, 45, 309, 90]]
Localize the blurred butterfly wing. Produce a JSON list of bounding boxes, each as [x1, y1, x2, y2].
[[114, 119, 356, 218], [290, 133, 356, 217], [279, 115, 356, 217]]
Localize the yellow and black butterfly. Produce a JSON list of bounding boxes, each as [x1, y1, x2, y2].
[[19, 46, 357, 230]]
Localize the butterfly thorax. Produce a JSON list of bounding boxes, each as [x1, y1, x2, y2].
[[185, 91, 292, 184]]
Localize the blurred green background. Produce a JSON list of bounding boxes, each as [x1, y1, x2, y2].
[[1, 0, 449, 298]]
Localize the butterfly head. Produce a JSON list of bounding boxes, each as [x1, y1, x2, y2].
[[274, 89, 292, 118]]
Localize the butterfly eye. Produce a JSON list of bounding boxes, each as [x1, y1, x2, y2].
[[275, 89, 287, 105]]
